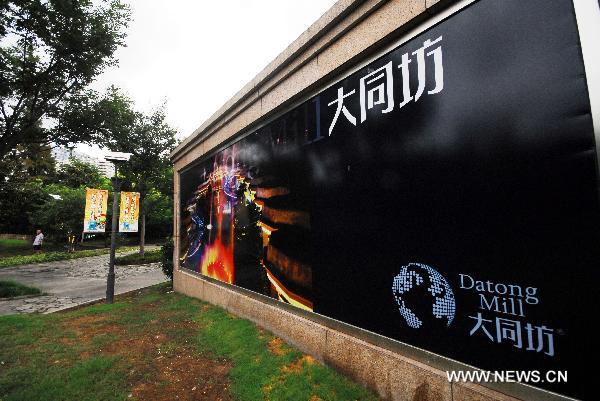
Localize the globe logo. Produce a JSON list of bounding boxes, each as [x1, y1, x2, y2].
[[392, 263, 456, 329]]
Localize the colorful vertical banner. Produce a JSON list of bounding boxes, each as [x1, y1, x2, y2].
[[119, 192, 140, 232], [83, 188, 108, 233]]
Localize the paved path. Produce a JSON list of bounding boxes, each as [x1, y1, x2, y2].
[[0, 248, 168, 315]]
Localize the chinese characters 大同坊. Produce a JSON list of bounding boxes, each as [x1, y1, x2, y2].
[[469, 312, 555, 357], [327, 36, 444, 136]]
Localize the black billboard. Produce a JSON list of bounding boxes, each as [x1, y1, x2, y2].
[[179, 1, 597, 398]]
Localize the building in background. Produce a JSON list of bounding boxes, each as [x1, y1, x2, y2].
[[52, 147, 115, 177]]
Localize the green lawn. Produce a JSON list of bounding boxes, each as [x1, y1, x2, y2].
[[0, 237, 142, 258], [0, 239, 43, 257], [0, 246, 139, 268], [0, 238, 30, 249], [0, 280, 42, 298], [115, 248, 162, 265], [0, 284, 378, 401]]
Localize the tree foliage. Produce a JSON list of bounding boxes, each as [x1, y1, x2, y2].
[[28, 183, 86, 240], [0, 178, 49, 234], [54, 86, 136, 148], [0, 129, 57, 234], [102, 102, 176, 193], [26, 161, 111, 241], [100, 100, 177, 251], [53, 158, 107, 189], [0, 0, 130, 159], [0, 2, 179, 245], [0, 138, 56, 183], [160, 237, 174, 280], [143, 187, 173, 239]]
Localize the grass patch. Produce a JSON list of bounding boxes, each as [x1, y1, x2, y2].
[[198, 308, 377, 401], [0, 238, 144, 258], [0, 246, 138, 268], [0, 238, 30, 250], [0, 283, 378, 401], [0, 239, 63, 258], [115, 248, 162, 265], [0, 354, 127, 401], [0, 280, 42, 298]]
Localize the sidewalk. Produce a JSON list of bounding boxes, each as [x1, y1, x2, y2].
[[0, 248, 168, 314]]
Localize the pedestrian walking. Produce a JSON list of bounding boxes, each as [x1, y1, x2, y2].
[[33, 229, 44, 253]]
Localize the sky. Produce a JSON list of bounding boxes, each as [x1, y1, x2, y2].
[[78, 0, 339, 157]]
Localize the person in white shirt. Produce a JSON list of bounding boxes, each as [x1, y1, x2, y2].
[[33, 229, 44, 253]]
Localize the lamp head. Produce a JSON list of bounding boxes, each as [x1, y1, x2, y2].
[[105, 151, 132, 162]]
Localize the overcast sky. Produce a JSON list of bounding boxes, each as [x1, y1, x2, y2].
[[78, 0, 338, 157]]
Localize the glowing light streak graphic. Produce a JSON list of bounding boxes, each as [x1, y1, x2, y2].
[[200, 239, 234, 284], [264, 264, 312, 311]]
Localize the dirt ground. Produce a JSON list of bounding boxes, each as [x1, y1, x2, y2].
[[0, 285, 378, 401], [62, 303, 233, 401]]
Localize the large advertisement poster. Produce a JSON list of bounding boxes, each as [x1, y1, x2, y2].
[[83, 188, 108, 233], [180, 1, 598, 398], [119, 192, 139, 232]]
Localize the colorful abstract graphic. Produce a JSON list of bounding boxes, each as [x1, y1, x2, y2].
[[181, 135, 314, 311]]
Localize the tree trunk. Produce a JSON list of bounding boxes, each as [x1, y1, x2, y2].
[[140, 213, 146, 256]]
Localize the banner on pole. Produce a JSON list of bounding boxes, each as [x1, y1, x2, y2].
[[119, 192, 140, 232], [83, 188, 108, 233]]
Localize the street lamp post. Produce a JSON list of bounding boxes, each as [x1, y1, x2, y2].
[[105, 152, 132, 304], [106, 166, 120, 303]]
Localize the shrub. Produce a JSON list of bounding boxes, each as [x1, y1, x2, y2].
[[0, 280, 41, 298], [161, 238, 174, 280], [114, 248, 161, 265]]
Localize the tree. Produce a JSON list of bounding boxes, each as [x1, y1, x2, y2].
[[0, 139, 56, 184], [143, 187, 173, 240], [54, 86, 137, 146], [0, 178, 49, 234], [25, 159, 112, 242], [0, 130, 57, 234], [160, 237, 174, 281], [101, 103, 177, 255], [28, 183, 86, 242], [0, 0, 130, 159], [0, 86, 134, 237], [54, 158, 107, 189]]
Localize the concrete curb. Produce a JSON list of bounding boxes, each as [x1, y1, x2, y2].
[[51, 281, 172, 314]]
